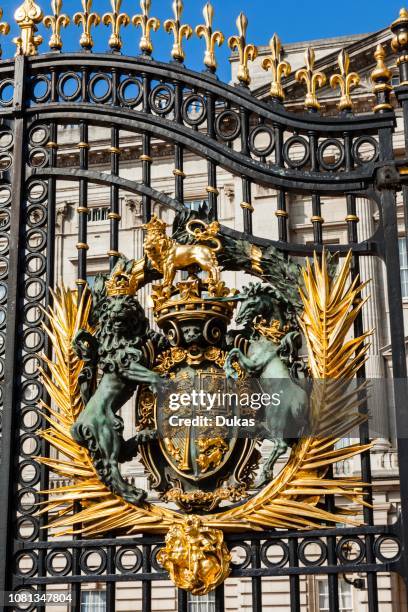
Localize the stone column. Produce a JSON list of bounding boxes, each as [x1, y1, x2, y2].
[[356, 197, 390, 448]]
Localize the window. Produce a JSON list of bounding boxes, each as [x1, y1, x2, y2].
[[399, 238, 408, 298], [185, 199, 208, 212], [392, 74, 400, 87], [318, 578, 352, 612], [188, 591, 216, 612], [88, 206, 109, 222], [80, 590, 106, 611]]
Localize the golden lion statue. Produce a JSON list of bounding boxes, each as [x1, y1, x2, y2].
[[143, 215, 221, 295]]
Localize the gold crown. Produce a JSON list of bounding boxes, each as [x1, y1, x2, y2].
[[143, 215, 167, 235], [105, 264, 140, 297], [152, 277, 237, 329]]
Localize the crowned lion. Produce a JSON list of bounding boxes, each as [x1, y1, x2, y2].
[[143, 215, 221, 295]]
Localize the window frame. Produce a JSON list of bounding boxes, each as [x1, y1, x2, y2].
[[317, 577, 353, 612], [80, 589, 107, 611], [398, 237, 408, 299], [187, 590, 216, 612]]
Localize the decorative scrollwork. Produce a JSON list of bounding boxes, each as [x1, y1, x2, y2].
[[330, 49, 360, 112], [13, 0, 43, 56], [43, 0, 70, 52], [164, 0, 192, 63], [102, 0, 130, 53], [195, 3, 224, 73], [228, 13, 258, 87], [295, 47, 326, 111], [73, 0, 101, 52], [132, 0, 160, 57], [262, 33, 291, 101]]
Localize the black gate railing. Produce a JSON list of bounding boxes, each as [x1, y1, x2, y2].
[[0, 3, 408, 611]]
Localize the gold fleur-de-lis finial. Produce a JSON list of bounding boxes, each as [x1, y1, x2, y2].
[[102, 0, 130, 53], [164, 0, 192, 63], [43, 0, 70, 52], [330, 49, 360, 112], [74, 0, 101, 51], [228, 13, 258, 87], [262, 34, 291, 101], [0, 9, 10, 58], [14, 0, 43, 56], [132, 0, 160, 57], [196, 3, 224, 73], [295, 47, 327, 111]]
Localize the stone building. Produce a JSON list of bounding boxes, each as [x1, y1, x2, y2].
[[49, 25, 406, 612]]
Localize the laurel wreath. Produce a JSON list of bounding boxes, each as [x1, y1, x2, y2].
[[36, 251, 372, 536]]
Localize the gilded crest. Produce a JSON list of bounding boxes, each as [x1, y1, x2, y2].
[[36, 214, 373, 594]]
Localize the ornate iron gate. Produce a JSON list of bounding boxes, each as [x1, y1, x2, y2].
[[0, 1, 408, 611]]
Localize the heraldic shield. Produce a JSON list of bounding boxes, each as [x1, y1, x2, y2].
[[37, 207, 374, 595]]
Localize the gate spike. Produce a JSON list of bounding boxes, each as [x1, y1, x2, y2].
[[228, 12, 258, 87], [330, 49, 360, 112], [132, 0, 160, 57], [195, 2, 224, 73], [13, 0, 43, 56], [102, 0, 130, 53], [164, 0, 192, 64], [43, 0, 70, 52], [73, 0, 101, 52], [295, 47, 327, 111], [262, 33, 291, 102]]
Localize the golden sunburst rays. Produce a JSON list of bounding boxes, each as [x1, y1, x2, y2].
[[205, 250, 373, 531], [36, 286, 179, 537], [36, 249, 373, 537]]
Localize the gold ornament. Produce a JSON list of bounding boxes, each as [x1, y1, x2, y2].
[[391, 8, 408, 56], [157, 517, 231, 595], [44, 0, 70, 52], [330, 49, 360, 112], [196, 437, 229, 473], [295, 47, 327, 111], [14, 0, 43, 56], [143, 216, 222, 299], [228, 13, 258, 87], [0, 8, 9, 57], [102, 0, 130, 53], [253, 318, 290, 344], [371, 43, 393, 112], [104, 258, 145, 296], [132, 0, 160, 57], [155, 346, 229, 375], [250, 244, 263, 275], [73, 0, 101, 51], [195, 3, 224, 73], [164, 0, 192, 63], [162, 485, 249, 511], [262, 33, 291, 101]]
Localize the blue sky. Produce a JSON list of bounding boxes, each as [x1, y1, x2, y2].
[[0, 0, 405, 80]]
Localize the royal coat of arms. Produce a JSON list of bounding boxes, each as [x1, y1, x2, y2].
[[37, 208, 372, 594]]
